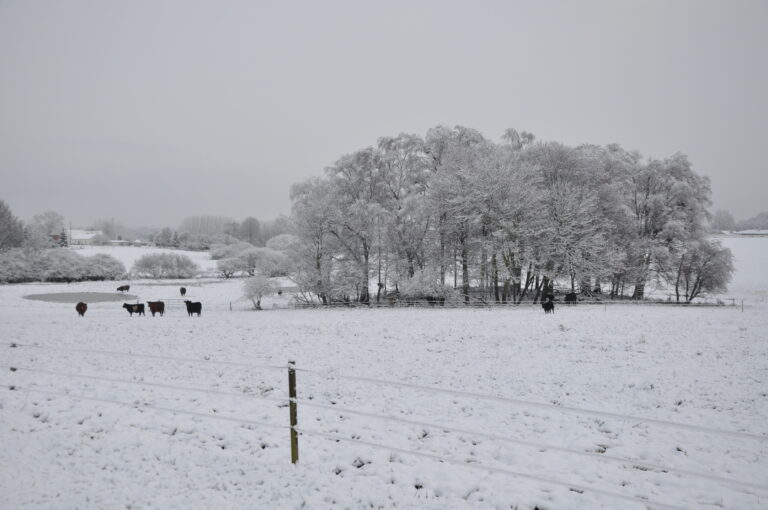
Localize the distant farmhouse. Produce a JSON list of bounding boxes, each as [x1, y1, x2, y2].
[[70, 229, 103, 246]]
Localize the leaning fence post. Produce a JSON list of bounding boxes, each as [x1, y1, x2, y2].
[[288, 360, 299, 464]]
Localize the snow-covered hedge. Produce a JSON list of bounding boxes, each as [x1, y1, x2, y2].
[[131, 253, 199, 279], [0, 249, 126, 283], [209, 242, 255, 260]]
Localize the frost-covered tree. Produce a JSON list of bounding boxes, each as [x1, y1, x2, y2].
[[25, 210, 65, 249], [216, 257, 240, 278], [154, 227, 173, 247], [710, 209, 736, 232], [0, 200, 24, 251], [210, 241, 254, 260], [288, 125, 730, 304], [233, 247, 288, 277], [239, 217, 262, 245], [242, 274, 274, 310], [735, 211, 768, 231], [132, 253, 199, 279], [290, 178, 336, 303], [325, 148, 388, 304], [666, 238, 733, 302]]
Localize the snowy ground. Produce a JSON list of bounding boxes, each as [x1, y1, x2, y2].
[[1, 239, 767, 509]]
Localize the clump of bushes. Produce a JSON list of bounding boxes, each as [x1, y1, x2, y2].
[[132, 253, 199, 279], [0, 249, 126, 283]]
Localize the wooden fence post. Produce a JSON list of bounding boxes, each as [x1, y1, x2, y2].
[[288, 360, 299, 464]]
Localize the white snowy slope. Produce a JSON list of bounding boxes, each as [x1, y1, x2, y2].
[[0, 240, 766, 509]]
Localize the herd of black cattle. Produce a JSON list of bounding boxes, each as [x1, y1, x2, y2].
[[74, 286, 201, 317]]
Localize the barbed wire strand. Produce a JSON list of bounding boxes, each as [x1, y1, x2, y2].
[[3, 365, 288, 405], [4, 342, 286, 372], [292, 367, 768, 442], [8, 386, 285, 431]]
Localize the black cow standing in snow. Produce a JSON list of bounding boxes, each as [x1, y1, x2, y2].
[[180, 287, 186, 297], [123, 303, 145, 316], [542, 294, 555, 314], [184, 300, 202, 317], [564, 292, 578, 305]]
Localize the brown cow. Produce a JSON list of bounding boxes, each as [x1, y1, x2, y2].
[[147, 301, 165, 317], [75, 302, 87, 317]]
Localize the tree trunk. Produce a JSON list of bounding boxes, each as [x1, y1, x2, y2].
[[360, 242, 370, 304], [502, 278, 511, 303], [492, 253, 500, 303], [461, 236, 470, 304], [674, 256, 684, 303], [516, 263, 534, 304], [632, 281, 645, 300]]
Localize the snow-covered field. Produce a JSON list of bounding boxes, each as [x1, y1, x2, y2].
[[1, 239, 767, 509]]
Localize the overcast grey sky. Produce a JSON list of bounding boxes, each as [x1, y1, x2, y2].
[[1, 0, 766, 227]]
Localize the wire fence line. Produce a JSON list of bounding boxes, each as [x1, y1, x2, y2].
[[10, 386, 286, 432], [293, 367, 768, 442], [292, 299, 738, 310], [5, 342, 286, 372], [2, 365, 288, 405], [5, 341, 766, 442], [0, 385, 693, 510], [4, 363, 767, 493]]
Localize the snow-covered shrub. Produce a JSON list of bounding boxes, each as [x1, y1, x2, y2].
[[38, 249, 88, 282], [236, 247, 289, 277], [0, 249, 33, 283], [242, 274, 274, 310], [265, 234, 300, 252], [398, 269, 463, 305], [132, 253, 199, 279], [83, 253, 126, 280], [216, 257, 241, 278], [210, 242, 254, 260], [0, 249, 126, 283]]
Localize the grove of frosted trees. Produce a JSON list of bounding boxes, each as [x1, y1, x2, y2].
[[290, 126, 733, 304]]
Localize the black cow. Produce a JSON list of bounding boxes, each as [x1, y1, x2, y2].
[[180, 287, 186, 297], [123, 303, 145, 316], [564, 292, 578, 305], [542, 295, 555, 314], [147, 301, 165, 317], [75, 302, 87, 317], [117, 285, 130, 292], [184, 300, 202, 317]]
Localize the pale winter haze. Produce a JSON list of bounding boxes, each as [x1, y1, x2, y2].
[[1, 0, 767, 226]]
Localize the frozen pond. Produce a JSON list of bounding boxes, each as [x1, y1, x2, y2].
[[23, 292, 138, 303]]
